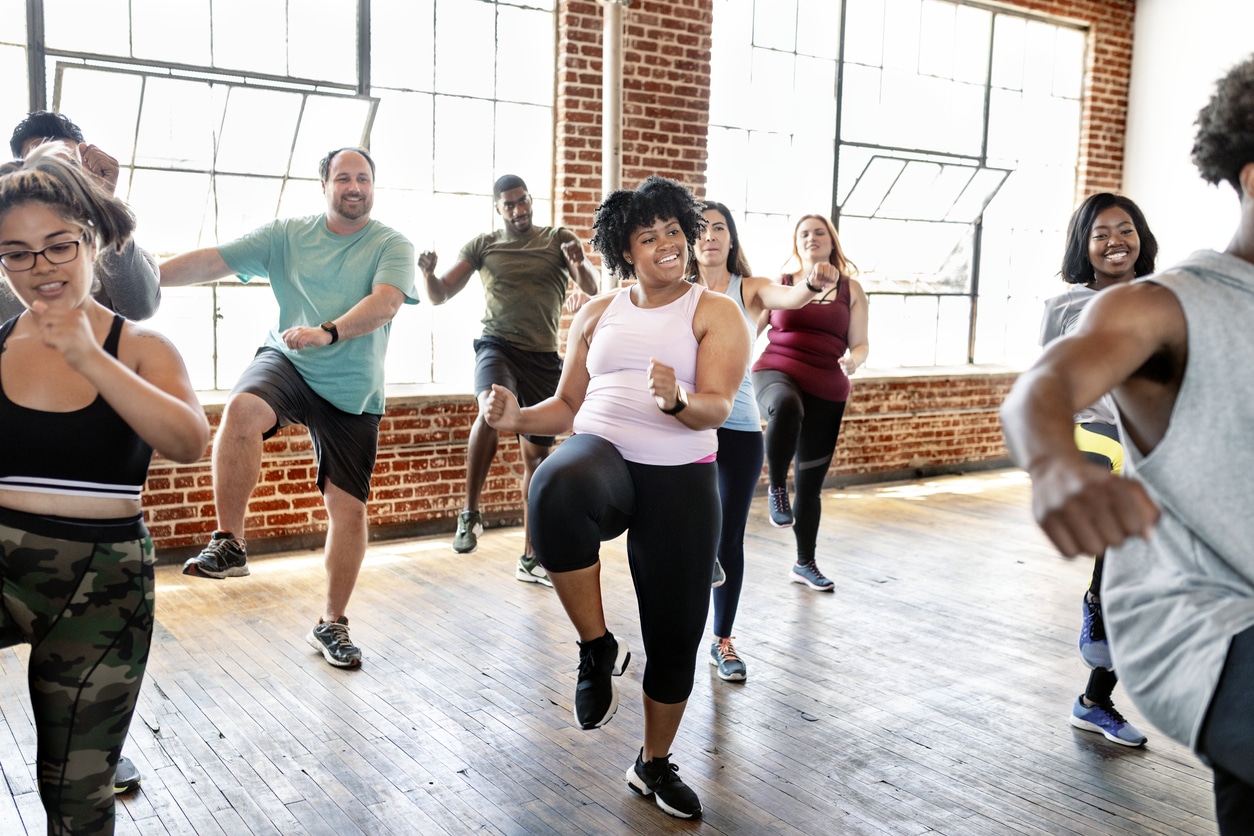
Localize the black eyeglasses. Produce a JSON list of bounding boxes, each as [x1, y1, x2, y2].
[[0, 238, 85, 272]]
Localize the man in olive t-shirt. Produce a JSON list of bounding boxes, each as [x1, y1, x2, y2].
[[419, 175, 598, 583]]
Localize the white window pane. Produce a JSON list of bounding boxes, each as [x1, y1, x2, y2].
[[844, 154, 908, 223], [745, 132, 794, 215], [789, 131, 835, 212], [371, 91, 435, 192], [385, 302, 432, 385], [711, 0, 754, 128], [705, 127, 750, 210], [44, 0, 130, 55], [954, 5, 991, 85], [277, 179, 327, 220], [54, 68, 143, 167], [435, 0, 495, 98], [753, 0, 796, 51], [128, 170, 214, 254], [132, 0, 211, 65], [986, 87, 1022, 163], [433, 96, 494, 193], [372, 1, 436, 91], [866, 295, 904, 366], [796, 0, 840, 60], [741, 212, 794, 278], [497, 7, 554, 105], [881, 0, 921, 72], [900, 295, 941, 365], [428, 192, 489, 384], [134, 78, 222, 171], [794, 56, 836, 137], [919, 0, 956, 80], [0, 0, 24, 44], [0, 46, 28, 138], [990, 14, 1024, 91], [1022, 21, 1057, 95], [215, 284, 282, 388], [212, 0, 286, 76], [1053, 27, 1086, 99], [212, 175, 285, 244], [215, 89, 303, 175], [844, 0, 884, 67], [936, 295, 970, 365], [289, 0, 358, 83], [493, 103, 553, 199], [749, 48, 794, 132], [291, 96, 375, 178], [145, 288, 218, 389]]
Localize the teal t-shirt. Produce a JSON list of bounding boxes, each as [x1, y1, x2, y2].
[[218, 214, 418, 414]]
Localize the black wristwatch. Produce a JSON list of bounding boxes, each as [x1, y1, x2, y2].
[[320, 321, 339, 344], [660, 386, 688, 415]]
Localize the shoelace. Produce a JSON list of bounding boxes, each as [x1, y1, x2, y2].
[[716, 637, 740, 663], [645, 757, 684, 788], [322, 621, 354, 648], [1085, 597, 1107, 641], [770, 487, 790, 513], [799, 560, 829, 582], [577, 641, 607, 677], [1091, 701, 1128, 725]]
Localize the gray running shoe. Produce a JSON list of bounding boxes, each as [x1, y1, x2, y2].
[[183, 531, 249, 578], [113, 755, 141, 794], [307, 616, 363, 668]]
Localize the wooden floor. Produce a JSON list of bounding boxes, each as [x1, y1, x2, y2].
[[0, 470, 1217, 835]]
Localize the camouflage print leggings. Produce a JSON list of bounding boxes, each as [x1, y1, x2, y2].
[[0, 506, 153, 835]]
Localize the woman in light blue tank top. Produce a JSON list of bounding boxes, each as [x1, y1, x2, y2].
[[690, 202, 837, 683]]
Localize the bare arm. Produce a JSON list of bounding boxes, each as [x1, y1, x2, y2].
[[744, 263, 838, 319], [1000, 282, 1184, 556], [159, 248, 234, 287], [562, 238, 600, 295], [280, 283, 408, 350], [418, 252, 475, 305], [840, 278, 870, 375], [653, 291, 751, 430]]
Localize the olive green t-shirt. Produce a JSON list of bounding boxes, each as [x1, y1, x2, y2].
[[458, 226, 579, 353]]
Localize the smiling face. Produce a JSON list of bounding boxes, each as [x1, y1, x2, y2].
[[795, 216, 834, 267], [0, 201, 94, 310], [322, 150, 374, 226], [496, 186, 534, 236], [695, 208, 731, 271], [1087, 206, 1140, 289], [625, 216, 688, 284]]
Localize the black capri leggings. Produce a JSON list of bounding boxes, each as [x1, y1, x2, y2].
[[752, 370, 847, 563], [529, 433, 720, 703]]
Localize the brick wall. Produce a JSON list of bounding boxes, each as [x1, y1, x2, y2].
[[143, 0, 1132, 558]]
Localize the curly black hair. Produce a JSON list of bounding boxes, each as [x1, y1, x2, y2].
[[1060, 193, 1158, 284], [591, 175, 706, 280], [1192, 54, 1254, 192], [9, 111, 85, 159]]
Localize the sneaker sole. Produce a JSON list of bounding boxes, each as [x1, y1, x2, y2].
[[625, 766, 702, 819], [709, 657, 747, 682], [516, 569, 554, 588], [575, 641, 631, 730], [113, 778, 141, 794], [182, 559, 250, 579], [1079, 644, 1113, 670], [452, 542, 479, 554], [1068, 714, 1146, 747], [789, 570, 834, 591], [306, 631, 362, 669], [768, 517, 794, 529]]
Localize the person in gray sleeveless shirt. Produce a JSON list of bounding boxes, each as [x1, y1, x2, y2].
[[1002, 55, 1254, 834]]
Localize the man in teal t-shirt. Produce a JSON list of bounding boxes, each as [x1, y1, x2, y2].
[[161, 147, 418, 669], [419, 175, 598, 584]]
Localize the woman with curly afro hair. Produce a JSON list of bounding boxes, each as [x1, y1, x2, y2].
[[1001, 54, 1254, 834], [484, 175, 750, 820]]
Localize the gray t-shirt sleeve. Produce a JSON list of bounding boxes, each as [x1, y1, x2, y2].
[[93, 238, 161, 320]]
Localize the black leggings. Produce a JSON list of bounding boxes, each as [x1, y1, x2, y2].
[[753, 370, 847, 563], [529, 433, 720, 703], [712, 428, 763, 638], [1199, 625, 1254, 835]]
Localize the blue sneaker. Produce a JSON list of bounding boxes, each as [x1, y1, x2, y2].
[[1069, 696, 1147, 747], [1080, 594, 1112, 669]]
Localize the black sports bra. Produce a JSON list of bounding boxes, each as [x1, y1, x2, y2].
[[0, 313, 153, 501]]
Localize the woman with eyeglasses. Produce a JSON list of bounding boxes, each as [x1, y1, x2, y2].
[[0, 148, 208, 833]]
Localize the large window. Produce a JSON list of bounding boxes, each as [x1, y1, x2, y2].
[[707, 0, 1085, 369], [11, 0, 556, 391]]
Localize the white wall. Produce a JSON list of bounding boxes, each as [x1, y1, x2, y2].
[[1123, 0, 1254, 267]]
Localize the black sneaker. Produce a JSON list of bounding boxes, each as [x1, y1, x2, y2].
[[626, 749, 702, 819], [113, 755, 141, 794], [307, 616, 362, 668], [790, 559, 834, 591], [183, 531, 250, 578], [574, 632, 630, 729], [711, 558, 726, 589], [768, 486, 794, 528]]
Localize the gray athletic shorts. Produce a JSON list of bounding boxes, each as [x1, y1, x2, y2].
[[232, 348, 380, 503]]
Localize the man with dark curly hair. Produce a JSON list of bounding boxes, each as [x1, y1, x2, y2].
[[483, 175, 750, 820], [1002, 54, 1254, 834]]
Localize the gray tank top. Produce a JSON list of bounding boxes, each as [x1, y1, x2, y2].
[[1104, 249, 1254, 749]]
